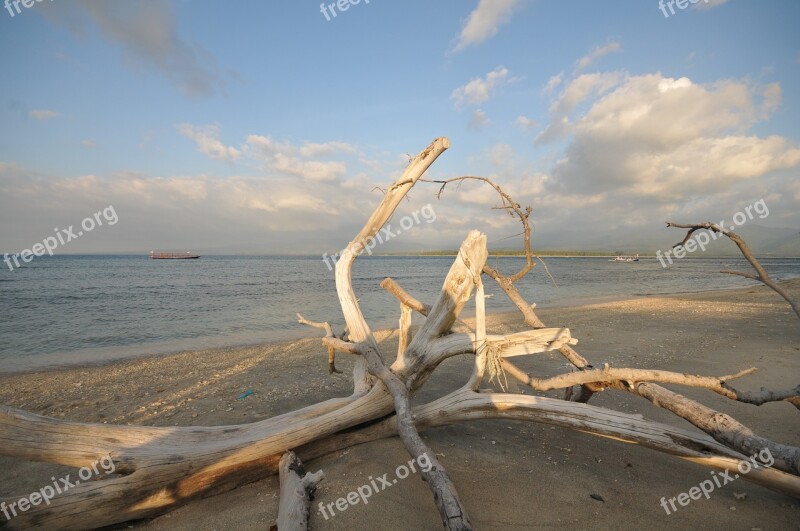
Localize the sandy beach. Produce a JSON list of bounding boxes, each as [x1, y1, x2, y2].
[[1, 280, 798, 530]]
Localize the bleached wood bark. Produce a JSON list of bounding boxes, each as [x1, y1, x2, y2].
[[295, 389, 800, 499], [396, 303, 414, 359], [296, 313, 341, 374], [276, 451, 323, 531], [381, 277, 431, 315], [499, 362, 799, 406], [464, 275, 487, 392], [635, 382, 800, 475]]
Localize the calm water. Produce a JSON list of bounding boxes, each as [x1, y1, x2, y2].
[[1, 255, 798, 372]]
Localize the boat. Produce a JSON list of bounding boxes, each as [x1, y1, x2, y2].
[[609, 254, 639, 262], [149, 251, 200, 259]]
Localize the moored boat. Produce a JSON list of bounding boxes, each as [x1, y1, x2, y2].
[[609, 254, 639, 262], [149, 251, 200, 259]]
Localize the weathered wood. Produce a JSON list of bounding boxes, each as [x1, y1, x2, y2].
[[635, 382, 800, 475], [296, 313, 342, 374], [392, 231, 488, 392], [500, 363, 799, 405], [335, 137, 450, 348], [465, 275, 487, 391], [397, 303, 413, 359], [276, 451, 323, 531], [667, 221, 800, 319], [295, 389, 800, 500], [336, 230, 489, 530], [381, 277, 431, 315], [0, 388, 393, 530]]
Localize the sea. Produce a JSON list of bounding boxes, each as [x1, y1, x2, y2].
[[1, 255, 798, 372]]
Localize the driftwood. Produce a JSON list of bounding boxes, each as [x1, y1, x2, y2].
[[0, 137, 798, 530], [666, 221, 800, 319], [275, 452, 324, 531], [296, 314, 343, 374]]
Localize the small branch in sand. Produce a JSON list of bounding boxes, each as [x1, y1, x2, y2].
[[297, 313, 342, 374], [276, 451, 324, 531]]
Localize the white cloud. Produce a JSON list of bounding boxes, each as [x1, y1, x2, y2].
[[453, 0, 520, 52], [298, 141, 357, 158], [28, 109, 60, 120], [451, 66, 511, 107], [0, 163, 374, 253], [760, 82, 782, 117], [178, 124, 242, 163], [536, 72, 623, 142], [177, 123, 357, 182], [543, 72, 563, 93], [575, 41, 622, 71], [244, 135, 350, 182], [541, 72, 800, 201], [81, 139, 97, 148], [469, 109, 490, 129], [516, 116, 537, 131]]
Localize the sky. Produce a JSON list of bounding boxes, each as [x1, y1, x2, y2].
[[1, 0, 799, 255]]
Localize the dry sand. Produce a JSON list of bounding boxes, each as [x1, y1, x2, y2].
[[1, 281, 798, 530]]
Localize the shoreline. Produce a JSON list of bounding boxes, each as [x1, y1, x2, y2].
[[1, 279, 796, 378], [1, 280, 795, 376], [0, 286, 722, 375]]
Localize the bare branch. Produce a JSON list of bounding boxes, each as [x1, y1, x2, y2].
[[298, 388, 800, 500], [381, 277, 430, 315], [635, 382, 800, 475], [500, 362, 799, 406], [297, 313, 342, 373], [666, 222, 800, 319]]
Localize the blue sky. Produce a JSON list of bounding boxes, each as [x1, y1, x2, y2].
[[1, 0, 798, 254]]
